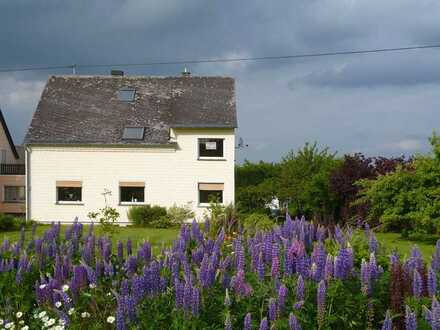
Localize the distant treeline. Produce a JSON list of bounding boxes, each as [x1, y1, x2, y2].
[[236, 133, 440, 235]]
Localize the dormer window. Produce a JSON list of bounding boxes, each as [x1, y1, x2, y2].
[[118, 88, 136, 102], [122, 127, 145, 140]]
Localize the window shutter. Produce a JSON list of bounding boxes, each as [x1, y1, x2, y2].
[[56, 181, 82, 187], [198, 183, 224, 190], [119, 181, 145, 187]]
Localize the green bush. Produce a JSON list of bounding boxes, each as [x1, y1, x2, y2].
[[149, 215, 174, 228], [243, 213, 274, 235], [0, 214, 25, 231], [167, 204, 194, 226], [127, 205, 167, 227]]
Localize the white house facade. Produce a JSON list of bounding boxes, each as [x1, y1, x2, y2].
[[24, 74, 237, 223]]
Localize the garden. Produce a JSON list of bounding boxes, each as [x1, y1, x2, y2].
[[1, 134, 440, 329]]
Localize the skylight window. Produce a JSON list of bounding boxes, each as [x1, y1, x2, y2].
[[118, 88, 136, 102], [122, 127, 145, 140]]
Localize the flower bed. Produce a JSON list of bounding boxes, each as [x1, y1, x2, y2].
[[0, 217, 439, 329]]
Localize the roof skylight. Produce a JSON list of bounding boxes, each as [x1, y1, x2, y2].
[[118, 88, 136, 102], [122, 127, 145, 140]]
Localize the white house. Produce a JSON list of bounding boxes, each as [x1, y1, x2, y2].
[[24, 73, 237, 223]]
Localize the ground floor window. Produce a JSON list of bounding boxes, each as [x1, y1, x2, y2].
[[198, 183, 224, 204], [4, 186, 25, 202], [119, 182, 145, 203], [56, 181, 82, 202]]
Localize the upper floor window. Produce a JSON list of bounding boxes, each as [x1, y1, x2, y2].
[[4, 186, 25, 202], [56, 181, 82, 203], [198, 138, 224, 158]]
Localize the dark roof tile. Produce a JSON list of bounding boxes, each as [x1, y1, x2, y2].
[[24, 75, 236, 145]]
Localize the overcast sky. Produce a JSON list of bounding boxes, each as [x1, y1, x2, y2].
[[1, 0, 439, 162]]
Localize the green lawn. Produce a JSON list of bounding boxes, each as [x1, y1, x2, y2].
[[376, 232, 438, 261], [0, 225, 179, 254]]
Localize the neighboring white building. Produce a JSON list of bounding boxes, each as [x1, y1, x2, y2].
[[24, 74, 237, 223]]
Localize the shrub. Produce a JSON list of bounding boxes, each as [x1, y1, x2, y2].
[[87, 206, 120, 236], [149, 215, 173, 228], [0, 214, 25, 231], [243, 213, 274, 235], [167, 204, 195, 226], [128, 205, 167, 227]]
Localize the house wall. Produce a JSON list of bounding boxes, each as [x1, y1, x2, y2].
[[0, 175, 25, 215], [27, 128, 235, 223], [0, 123, 18, 164]]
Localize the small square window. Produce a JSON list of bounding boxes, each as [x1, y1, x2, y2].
[[198, 183, 224, 204], [118, 88, 136, 102], [120, 186, 144, 203], [4, 186, 25, 202], [122, 127, 145, 140], [198, 138, 224, 158], [57, 187, 82, 202]]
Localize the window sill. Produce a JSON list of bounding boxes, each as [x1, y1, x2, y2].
[[3, 200, 25, 204], [56, 201, 84, 205], [198, 203, 224, 208], [198, 157, 226, 161], [119, 202, 146, 206]]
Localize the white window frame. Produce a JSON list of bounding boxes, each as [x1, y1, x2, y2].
[[197, 138, 226, 160]]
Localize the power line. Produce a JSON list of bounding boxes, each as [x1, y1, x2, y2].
[[1, 43, 440, 73]]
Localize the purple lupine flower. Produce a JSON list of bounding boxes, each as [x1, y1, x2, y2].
[[432, 240, 440, 272], [428, 267, 437, 297], [70, 265, 88, 297], [296, 275, 305, 302], [277, 284, 287, 313], [369, 252, 378, 280], [381, 310, 392, 330], [423, 296, 440, 329], [268, 298, 277, 321], [200, 254, 210, 288], [368, 233, 378, 254], [117, 241, 124, 260], [230, 270, 253, 297], [324, 255, 333, 282], [311, 242, 326, 281], [116, 304, 126, 330], [289, 313, 302, 330], [360, 259, 370, 296], [412, 269, 423, 299], [192, 287, 200, 316], [225, 314, 232, 330], [257, 252, 265, 280], [334, 244, 353, 280], [235, 238, 245, 271], [405, 305, 417, 330], [126, 239, 132, 256], [126, 255, 138, 275], [183, 281, 193, 314], [174, 278, 184, 308], [244, 313, 252, 330], [317, 280, 326, 327], [259, 317, 268, 330], [271, 256, 280, 280]]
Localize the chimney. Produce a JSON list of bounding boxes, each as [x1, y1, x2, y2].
[[181, 67, 191, 77], [111, 70, 124, 76]]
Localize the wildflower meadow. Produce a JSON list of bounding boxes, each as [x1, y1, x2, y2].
[[1, 216, 440, 329]]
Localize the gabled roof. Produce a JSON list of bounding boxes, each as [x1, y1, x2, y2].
[[0, 109, 19, 159], [24, 75, 237, 146]]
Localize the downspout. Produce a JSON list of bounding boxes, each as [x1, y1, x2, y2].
[[25, 146, 31, 221]]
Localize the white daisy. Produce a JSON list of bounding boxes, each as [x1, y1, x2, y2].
[[16, 312, 23, 319], [89, 283, 96, 289], [67, 308, 75, 315], [21, 326, 29, 330], [55, 301, 62, 308], [106, 316, 115, 324], [38, 311, 47, 318], [81, 312, 90, 318], [62, 285, 69, 292], [39, 284, 47, 289]]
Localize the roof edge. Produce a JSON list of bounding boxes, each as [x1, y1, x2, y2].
[[25, 142, 178, 149], [0, 109, 19, 159]]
